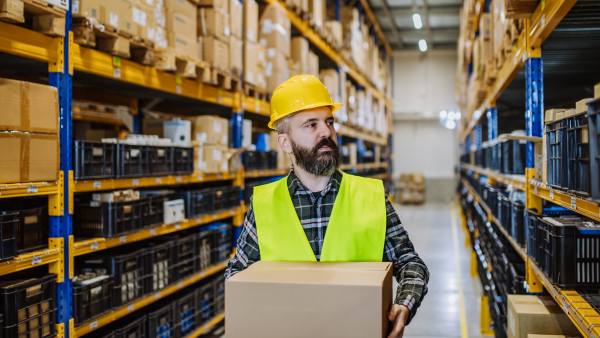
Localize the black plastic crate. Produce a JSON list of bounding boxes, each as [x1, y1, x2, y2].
[[510, 201, 525, 247], [211, 243, 232, 265], [74, 141, 116, 180], [482, 185, 497, 216], [0, 212, 18, 262], [475, 148, 485, 167], [81, 249, 148, 307], [73, 275, 114, 325], [147, 302, 177, 338], [507, 262, 526, 295], [15, 207, 49, 254], [525, 210, 539, 259], [501, 140, 526, 174], [146, 242, 176, 293], [546, 119, 569, 189], [212, 276, 225, 316], [566, 113, 590, 196], [196, 283, 213, 326], [174, 147, 194, 175], [267, 151, 277, 169], [227, 186, 241, 209], [174, 235, 197, 282], [498, 194, 511, 235], [114, 315, 146, 338], [213, 187, 228, 211], [179, 189, 214, 219], [0, 274, 56, 338], [115, 144, 150, 178], [211, 223, 232, 249], [75, 199, 144, 238], [242, 151, 257, 170], [256, 151, 269, 170], [588, 99, 600, 201], [148, 146, 175, 176], [176, 289, 198, 337], [142, 195, 167, 228], [196, 228, 213, 272]]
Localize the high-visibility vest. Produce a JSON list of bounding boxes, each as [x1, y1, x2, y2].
[[253, 172, 387, 262]]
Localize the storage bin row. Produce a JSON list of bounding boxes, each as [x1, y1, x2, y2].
[[85, 275, 225, 338], [242, 151, 278, 171], [0, 274, 57, 338], [74, 186, 240, 239], [473, 139, 526, 175], [74, 223, 232, 324], [0, 199, 49, 262], [74, 141, 194, 180]]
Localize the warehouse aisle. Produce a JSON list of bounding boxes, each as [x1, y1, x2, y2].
[[396, 202, 487, 338]]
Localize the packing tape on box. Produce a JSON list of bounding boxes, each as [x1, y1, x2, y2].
[[0, 131, 59, 183], [261, 19, 288, 38]]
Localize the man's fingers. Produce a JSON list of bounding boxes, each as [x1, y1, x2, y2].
[[388, 306, 399, 321], [387, 317, 405, 338]]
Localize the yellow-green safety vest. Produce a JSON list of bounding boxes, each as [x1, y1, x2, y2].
[[253, 172, 387, 262]]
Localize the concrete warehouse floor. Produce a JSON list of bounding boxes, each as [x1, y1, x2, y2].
[[398, 202, 488, 338]]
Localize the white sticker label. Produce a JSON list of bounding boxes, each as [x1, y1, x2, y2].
[[175, 223, 181, 229], [213, 149, 222, 161], [571, 196, 576, 209], [197, 175, 203, 181], [176, 85, 182, 94], [156, 178, 162, 184], [90, 321, 98, 330], [550, 189, 554, 200], [155, 292, 161, 299], [90, 201, 100, 207], [217, 174, 222, 179], [91, 242, 99, 250], [148, 26, 155, 40], [132, 179, 139, 186], [255, 104, 260, 113], [563, 299, 568, 314], [73, 0, 79, 14], [110, 12, 118, 27], [218, 95, 223, 104], [214, 121, 222, 133], [132, 7, 147, 26], [128, 304, 134, 312], [542, 14, 546, 28], [176, 176, 182, 183], [200, 271, 206, 277], [32, 256, 42, 265], [28, 186, 38, 193], [534, 185, 538, 194], [178, 282, 183, 288], [119, 236, 127, 243], [146, 0, 153, 4], [113, 68, 121, 78], [514, 54, 518, 65], [150, 229, 156, 236], [224, 25, 230, 36], [93, 181, 101, 189]]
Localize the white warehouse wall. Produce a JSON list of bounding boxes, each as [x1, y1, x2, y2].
[[391, 49, 459, 202]]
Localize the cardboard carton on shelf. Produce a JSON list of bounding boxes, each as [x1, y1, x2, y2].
[[226, 261, 393, 338], [244, 40, 259, 85], [166, 32, 199, 59], [308, 50, 318, 76], [197, 143, 230, 173], [166, 10, 196, 39], [197, 7, 231, 42], [186, 115, 229, 145], [576, 98, 593, 114], [324, 20, 342, 47], [229, 0, 242, 39], [266, 66, 290, 93], [244, 0, 259, 43], [230, 36, 243, 77], [507, 295, 581, 338], [164, 0, 202, 16], [595, 82, 600, 99], [202, 35, 230, 70], [0, 79, 59, 134], [197, 0, 228, 11], [259, 4, 291, 57], [0, 132, 60, 184], [291, 37, 309, 74], [118, 0, 157, 43]]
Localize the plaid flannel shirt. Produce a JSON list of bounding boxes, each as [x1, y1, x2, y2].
[[225, 167, 429, 324]]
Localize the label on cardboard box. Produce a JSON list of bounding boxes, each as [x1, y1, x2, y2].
[[73, 0, 79, 13], [148, 27, 155, 40], [133, 7, 147, 26], [248, 29, 255, 41], [213, 121, 222, 133], [110, 12, 119, 27]]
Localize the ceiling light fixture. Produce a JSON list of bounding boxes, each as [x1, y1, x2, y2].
[[418, 39, 427, 52], [412, 13, 422, 29]]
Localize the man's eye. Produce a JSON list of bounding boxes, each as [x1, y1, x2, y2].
[[327, 121, 333, 125], [306, 123, 315, 128]]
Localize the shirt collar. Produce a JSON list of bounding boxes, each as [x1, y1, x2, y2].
[[287, 165, 343, 197]]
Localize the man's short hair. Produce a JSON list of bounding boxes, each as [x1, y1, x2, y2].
[[275, 113, 297, 135]]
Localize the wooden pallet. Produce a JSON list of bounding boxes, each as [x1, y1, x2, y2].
[[73, 17, 155, 66], [0, 0, 67, 36], [155, 48, 210, 82], [206, 67, 239, 90], [244, 83, 267, 101]]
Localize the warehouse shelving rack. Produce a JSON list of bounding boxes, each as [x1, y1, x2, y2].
[[0, 0, 395, 335], [458, 2, 600, 337]]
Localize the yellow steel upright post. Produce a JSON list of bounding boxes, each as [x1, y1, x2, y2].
[[480, 296, 495, 335]]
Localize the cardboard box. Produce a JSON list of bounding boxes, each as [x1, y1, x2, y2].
[[167, 31, 199, 59], [164, 0, 198, 16], [595, 83, 600, 99], [187, 115, 229, 145], [507, 295, 581, 338], [166, 9, 196, 38], [72, 0, 99, 18], [198, 7, 230, 41], [325, 20, 342, 46], [119, 0, 156, 42], [266, 47, 288, 71], [202, 144, 229, 173], [154, 2, 166, 28], [230, 0, 242, 38], [266, 67, 290, 93], [244, 40, 258, 85], [202, 35, 229, 69], [308, 50, 318, 76], [196, 0, 228, 11], [226, 261, 393, 338], [256, 67, 267, 91], [545, 109, 567, 123], [527, 335, 576, 338], [0, 79, 59, 134], [0, 132, 60, 184], [259, 4, 291, 57], [244, 0, 258, 42], [576, 98, 593, 114], [308, 0, 323, 27], [291, 37, 308, 73], [230, 36, 243, 76]]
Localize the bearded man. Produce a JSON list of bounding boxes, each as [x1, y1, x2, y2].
[[225, 75, 429, 338]]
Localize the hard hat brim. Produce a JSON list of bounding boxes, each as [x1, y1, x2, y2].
[[268, 102, 345, 129]]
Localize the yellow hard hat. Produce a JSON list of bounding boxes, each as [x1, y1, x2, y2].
[[268, 74, 344, 129]]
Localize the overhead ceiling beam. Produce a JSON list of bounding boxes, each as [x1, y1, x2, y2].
[[378, 0, 403, 49], [381, 28, 460, 39], [359, 0, 393, 55]]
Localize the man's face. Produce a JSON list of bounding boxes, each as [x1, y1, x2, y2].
[[285, 107, 342, 176]]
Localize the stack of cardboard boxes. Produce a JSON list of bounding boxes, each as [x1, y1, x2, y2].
[[398, 173, 425, 205], [198, 0, 230, 71], [319, 69, 348, 123], [243, 0, 267, 91], [0, 78, 60, 184], [187, 115, 230, 173], [229, 0, 243, 77], [259, 4, 291, 93], [154, 0, 199, 70]]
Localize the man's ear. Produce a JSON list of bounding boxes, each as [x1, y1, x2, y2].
[[278, 133, 293, 154]]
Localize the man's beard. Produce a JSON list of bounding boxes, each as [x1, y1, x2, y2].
[[290, 137, 342, 176]]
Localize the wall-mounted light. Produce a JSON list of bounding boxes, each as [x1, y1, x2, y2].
[[439, 110, 461, 130], [418, 39, 427, 52], [412, 13, 422, 29]]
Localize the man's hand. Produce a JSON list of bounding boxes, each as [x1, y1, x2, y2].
[[387, 304, 409, 338]]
